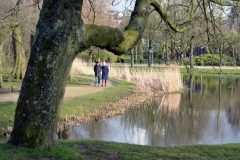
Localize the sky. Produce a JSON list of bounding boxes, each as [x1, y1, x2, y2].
[[109, 0, 135, 12]]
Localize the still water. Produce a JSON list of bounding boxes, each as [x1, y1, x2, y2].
[[60, 75, 240, 147]]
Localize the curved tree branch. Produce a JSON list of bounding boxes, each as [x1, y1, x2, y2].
[[84, 0, 151, 55], [150, 0, 197, 33]]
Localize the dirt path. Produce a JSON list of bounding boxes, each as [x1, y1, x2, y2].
[[0, 82, 114, 102]]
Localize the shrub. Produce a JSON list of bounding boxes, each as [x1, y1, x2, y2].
[[194, 54, 235, 66], [77, 52, 89, 62]]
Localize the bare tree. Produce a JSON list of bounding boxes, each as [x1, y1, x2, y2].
[[0, 0, 40, 80], [11, 23, 26, 79]]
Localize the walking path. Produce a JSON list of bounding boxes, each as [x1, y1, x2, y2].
[[0, 82, 114, 103]]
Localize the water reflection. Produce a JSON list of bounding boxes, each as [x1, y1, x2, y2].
[[60, 75, 240, 147]]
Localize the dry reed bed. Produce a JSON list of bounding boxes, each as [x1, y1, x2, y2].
[[58, 60, 183, 134], [73, 59, 183, 93]]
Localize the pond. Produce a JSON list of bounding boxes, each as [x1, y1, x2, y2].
[[60, 74, 240, 147]]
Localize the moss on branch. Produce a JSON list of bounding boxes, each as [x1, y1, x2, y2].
[[84, 25, 139, 55], [84, 25, 124, 54], [84, 0, 150, 55]]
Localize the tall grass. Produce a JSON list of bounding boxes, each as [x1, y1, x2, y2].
[[72, 59, 183, 93]]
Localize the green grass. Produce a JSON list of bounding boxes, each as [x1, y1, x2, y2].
[[0, 102, 16, 133], [0, 140, 239, 159], [67, 75, 93, 86]]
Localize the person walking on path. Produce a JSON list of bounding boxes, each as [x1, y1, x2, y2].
[[94, 61, 101, 86], [101, 61, 109, 87]]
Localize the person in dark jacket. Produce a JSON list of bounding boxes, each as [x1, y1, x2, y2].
[[101, 61, 109, 87], [94, 61, 101, 86]]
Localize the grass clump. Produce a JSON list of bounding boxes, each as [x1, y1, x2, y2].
[[0, 140, 240, 159]]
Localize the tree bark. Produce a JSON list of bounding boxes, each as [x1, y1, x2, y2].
[[8, 0, 86, 149], [11, 23, 26, 80], [8, 0, 152, 149]]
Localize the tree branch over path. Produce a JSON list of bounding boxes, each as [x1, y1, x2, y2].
[[84, 0, 196, 54]]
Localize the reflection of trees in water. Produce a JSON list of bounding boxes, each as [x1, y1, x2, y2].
[[155, 94, 181, 118], [61, 126, 73, 140], [86, 121, 104, 140], [121, 93, 211, 146], [185, 75, 240, 124], [185, 75, 240, 143], [225, 77, 240, 133], [60, 121, 105, 140], [121, 76, 240, 146]]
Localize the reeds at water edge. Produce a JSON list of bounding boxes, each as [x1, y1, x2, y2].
[[72, 59, 183, 94]]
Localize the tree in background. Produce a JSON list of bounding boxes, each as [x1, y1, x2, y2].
[[142, 11, 162, 67], [0, 0, 40, 81], [11, 23, 26, 79]]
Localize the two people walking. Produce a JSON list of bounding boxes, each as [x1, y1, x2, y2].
[[94, 61, 109, 87]]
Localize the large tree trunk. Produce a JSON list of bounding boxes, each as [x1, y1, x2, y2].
[[8, 0, 151, 150], [11, 23, 26, 80], [8, 0, 86, 149]]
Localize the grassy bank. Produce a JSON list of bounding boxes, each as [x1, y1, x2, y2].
[[0, 140, 239, 159]]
